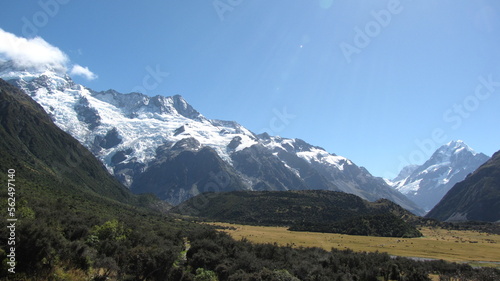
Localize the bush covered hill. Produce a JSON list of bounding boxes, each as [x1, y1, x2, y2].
[[1, 78, 499, 280], [173, 190, 423, 238], [0, 79, 139, 205], [427, 149, 500, 222]]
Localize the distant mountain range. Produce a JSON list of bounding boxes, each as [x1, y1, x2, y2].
[[0, 61, 423, 214], [386, 141, 490, 212], [426, 150, 500, 222]]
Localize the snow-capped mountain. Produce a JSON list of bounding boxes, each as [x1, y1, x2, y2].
[[387, 141, 490, 212], [1, 61, 423, 214], [426, 149, 500, 222], [384, 165, 419, 188]]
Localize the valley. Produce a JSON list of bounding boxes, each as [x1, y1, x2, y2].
[[1, 3, 500, 279], [210, 222, 500, 267], [1, 66, 499, 278]]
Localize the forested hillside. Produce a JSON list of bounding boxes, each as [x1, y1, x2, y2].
[[174, 190, 423, 237]]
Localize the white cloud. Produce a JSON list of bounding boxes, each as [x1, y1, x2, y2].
[[0, 28, 97, 80], [0, 28, 68, 72], [70, 64, 98, 80]]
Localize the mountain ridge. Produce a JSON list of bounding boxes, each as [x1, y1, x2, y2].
[[426, 149, 500, 222], [0, 62, 423, 214], [387, 140, 489, 212]]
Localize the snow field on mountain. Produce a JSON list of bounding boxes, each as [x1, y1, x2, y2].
[[6, 69, 259, 169], [297, 148, 352, 171], [86, 94, 259, 166]]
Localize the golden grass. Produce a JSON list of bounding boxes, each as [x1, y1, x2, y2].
[[209, 223, 500, 264]]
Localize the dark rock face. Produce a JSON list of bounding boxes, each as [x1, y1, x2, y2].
[[426, 150, 500, 222], [111, 148, 133, 165], [227, 136, 242, 150], [171, 94, 203, 120], [131, 139, 249, 205], [95, 127, 122, 149], [74, 97, 101, 130], [113, 158, 146, 188], [231, 145, 310, 191], [274, 150, 338, 191], [172, 137, 199, 149], [174, 125, 186, 136]]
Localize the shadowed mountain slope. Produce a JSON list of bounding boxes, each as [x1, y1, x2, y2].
[[426, 150, 500, 222]]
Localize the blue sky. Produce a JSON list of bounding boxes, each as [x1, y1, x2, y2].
[[1, 0, 499, 178]]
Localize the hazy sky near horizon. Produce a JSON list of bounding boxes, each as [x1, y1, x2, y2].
[[1, 0, 499, 178]]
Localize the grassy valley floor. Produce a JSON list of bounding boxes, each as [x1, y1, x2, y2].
[[210, 223, 500, 268]]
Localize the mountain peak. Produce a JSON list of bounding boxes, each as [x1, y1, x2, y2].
[[391, 140, 490, 212], [0, 59, 67, 80], [88, 90, 204, 121], [447, 140, 465, 145], [426, 149, 500, 222], [392, 164, 419, 182], [169, 94, 203, 120], [172, 94, 184, 100], [429, 140, 479, 165], [1, 59, 66, 81], [441, 140, 477, 156]]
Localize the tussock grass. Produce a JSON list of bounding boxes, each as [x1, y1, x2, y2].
[[210, 223, 500, 265]]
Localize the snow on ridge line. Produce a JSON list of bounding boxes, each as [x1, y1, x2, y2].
[[258, 136, 354, 172], [1, 69, 261, 168], [296, 147, 351, 171], [442, 140, 478, 156], [2, 67, 360, 179]]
